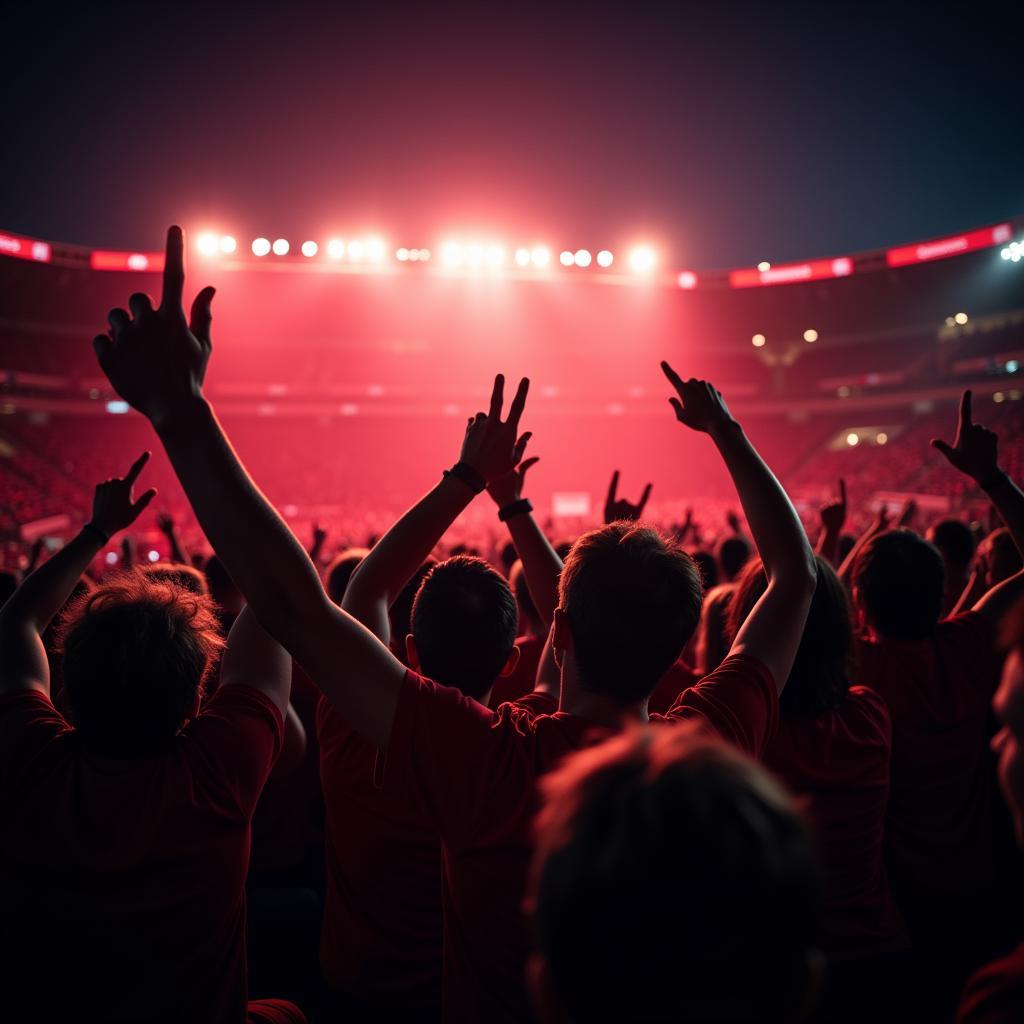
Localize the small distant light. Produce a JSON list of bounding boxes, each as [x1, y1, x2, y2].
[[366, 238, 386, 262], [396, 247, 410, 261], [846, 433, 860, 447], [629, 247, 656, 272], [531, 247, 550, 267], [838, 386, 851, 398], [559, 250, 575, 267], [104, 551, 119, 566], [1007, 360, 1020, 374], [757, 261, 771, 272], [301, 240, 318, 258], [677, 271, 698, 290], [752, 333, 766, 348], [514, 248, 531, 267], [106, 400, 130, 414], [339, 403, 359, 416], [272, 238, 290, 256], [88, 388, 100, 399], [876, 432, 888, 445], [197, 233, 219, 256], [945, 317, 956, 327], [485, 246, 504, 268], [596, 250, 614, 268], [803, 329, 819, 343], [327, 239, 345, 259], [127, 253, 149, 270], [1002, 248, 1012, 260], [348, 240, 365, 261], [954, 311, 969, 325], [1011, 389, 1023, 401], [147, 550, 160, 563], [574, 249, 592, 268], [220, 235, 237, 254], [252, 237, 271, 256]]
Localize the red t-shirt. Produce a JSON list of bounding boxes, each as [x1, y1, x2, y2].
[[957, 943, 1024, 1022], [316, 688, 557, 1007], [763, 686, 906, 956], [648, 657, 701, 716], [488, 633, 546, 708], [382, 653, 777, 1023], [854, 611, 1002, 893], [0, 685, 283, 1024]]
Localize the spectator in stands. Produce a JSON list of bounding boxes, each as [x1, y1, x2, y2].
[[90, 230, 817, 1020], [324, 547, 369, 606], [0, 452, 304, 1023], [528, 727, 822, 1023], [928, 516, 978, 618]]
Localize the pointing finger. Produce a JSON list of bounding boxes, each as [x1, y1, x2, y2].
[[129, 292, 154, 320], [123, 451, 151, 485], [507, 377, 529, 428], [488, 374, 505, 420], [160, 225, 185, 313], [607, 470, 620, 506], [959, 389, 973, 430], [638, 483, 653, 512], [661, 360, 685, 393], [132, 488, 157, 514], [839, 478, 847, 506], [189, 285, 216, 343]]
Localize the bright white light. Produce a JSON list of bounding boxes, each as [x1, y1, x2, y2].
[[1007, 360, 1020, 373], [751, 333, 766, 348], [514, 248, 531, 267], [272, 238, 290, 256], [301, 240, 318, 258], [629, 247, 656, 272], [441, 242, 463, 267], [347, 240, 365, 261], [1002, 248, 1012, 260], [327, 239, 345, 259], [106, 400, 130, 414], [559, 250, 574, 267], [954, 311, 969, 325], [995, 392, 1006, 403], [197, 233, 219, 256], [127, 254, 149, 270], [466, 244, 484, 267], [677, 271, 698, 290], [757, 261, 771, 272], [366, 238, 386, 263], [396, 248, 410, 261], [846, 433, 860, 447], [418, 248, 431, 261], [876, 432, 888, 445], [531, 247, 550, 267], [803, 329, 819, 343], [220, 235, 237, 254], [147, 550, 160, 563], [574, 249, 592, 268], [485, 246, 505, 268], [104, 551, 118, 566], [596, 250, 614, 268]]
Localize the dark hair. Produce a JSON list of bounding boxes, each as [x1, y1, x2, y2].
[[927, 518, 977, 568], [559, 523, 704, 704], [140, 562, 209, 596], [500, 540, 519, 576], [718, 535, 752, 582], [510, 559, 542, 635], [389, 558, 436, 664], [325, 547, 369, 605], [853, 529, 945, 640], [531, 727, 821, 1023], [729, 555, 852, 716], [411, 555, 517, 699], [690, 549, 719, 590], [58, 574, 224, 756]]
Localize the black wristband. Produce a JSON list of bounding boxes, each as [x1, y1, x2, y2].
[[980, 470, 1009, 493], [83, 522, 110, 544], [444, 461, 487, 495], [498, 498, 533, 522]]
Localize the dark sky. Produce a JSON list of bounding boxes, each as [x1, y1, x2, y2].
[[3, 2, 1022, 267]]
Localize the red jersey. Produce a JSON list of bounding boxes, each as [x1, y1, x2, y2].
[[854, 611, 1002, 892], [0, 685, 283, 1024], [763, 686, 906, 955], [957, 943, 1024, 1022], [382, 653, 777, 1022]]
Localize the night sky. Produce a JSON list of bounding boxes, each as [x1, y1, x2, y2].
[[3, 2, 1022, 268]]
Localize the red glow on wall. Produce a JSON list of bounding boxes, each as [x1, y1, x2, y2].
[[90, 250, 166, 272], [885, 223, 1013, 267], [0, 232, 51, 263], [729, 256, 853, 289]]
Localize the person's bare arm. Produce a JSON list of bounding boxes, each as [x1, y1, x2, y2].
[[662, 364, 817, 693], [816, 479, 847, 566], [931, 389, 1024, 621], [837, 504, 892, 588], [219, 604, 294, 717], [0, 453, 156, 696]]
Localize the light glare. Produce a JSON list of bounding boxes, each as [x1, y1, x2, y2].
[[752, 333, 766, 348], [327, 239, 345, 259], [301, 240, 318, 258], [629, 247, 656, 272], [514, 248, 531, 267], [531, 247, 550, 267], [574, 249, 592, 268], [197, 233, 219, 256], [846, 433, 860, 447], [252, 238, 271, 256], [272, 238, 290, 256], [559, 251, 574, 267], [596, 250, 614, 267], [220, 235, 237, 254], [803, 329, 819, 343]]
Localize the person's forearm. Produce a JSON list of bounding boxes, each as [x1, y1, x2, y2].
[[950, 568, 986, 618], [167, 528, 190, 566], [711, 421, 815, 584], [1, 528, 102, 632], [838, 520, 882, 587], [816, 527, 840, 566], [503, 513, 562, 626], [983, 472, 1024, 557], [154, 397, 325, 645]]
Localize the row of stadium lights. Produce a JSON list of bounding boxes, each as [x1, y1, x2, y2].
[[1001, 242, 1024, 263], [751, 328, 819, 348], [195, 233, 658, 273]]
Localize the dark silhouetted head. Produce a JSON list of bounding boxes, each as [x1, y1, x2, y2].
[[690, 549, 719, 590], [325, 547, 370, 605], [390, 559, 435, 665], [717, 535, 752, 583], [926, 518, 976, 571]]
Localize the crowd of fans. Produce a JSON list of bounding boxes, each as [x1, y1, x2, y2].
[[3, 227, 1024, 1022]]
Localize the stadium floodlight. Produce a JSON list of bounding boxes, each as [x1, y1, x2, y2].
[[559, 250, 574, 267], [531, 247, 551, 268], [366, 238, 387, 263], [629, 246, 656, 272], [327, 239, 345, 259], [757, 261, 771, 272], [485, 246, 505, 268], [954, 312, 969, 325], [514, 248, 531, 267], [272, 238, 290, 256], [677, 271, 698, 290], [803, 329, 819, 343], [252, 237, 271, 256], [751, 333, 766, 348], [1001, 241, 1024, 263], [220, 235, 237, 254], [197, 232, 219, 256], [596, 250, 614, 268], [396, 248, 410, 261], [418, 248, 431, 261], [301, 240, 318, 258], [347, 240, 365, 261], [846, 433, 860, 447], [441, 242, 463, 267], [574, 249, 592, 268], [465, 244, 484, 267], [876, 432, 888, 445]]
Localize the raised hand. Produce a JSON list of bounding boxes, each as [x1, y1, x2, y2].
[[487, 456, 540, 508], [604, 470, 652, 523], [156, 512, 176, 536], [90, 452, 157, 538], [931, 389, 999, 483], [459, 374, 532, 483], [820, 479, 847, 534], [93, 226, 215, 427], [661, 362, 736, 435], [897, 497, 917, 529]]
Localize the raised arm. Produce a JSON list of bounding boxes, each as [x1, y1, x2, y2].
[[219, 604, 294, 717], [486, 455, 563, 627], [0, 453, 155, 696], [343, 375, 531, 642], [157, 512, 192, 565], [816, 478, 847, 566], [931, 389, 1024, 621], [662, 363, 817, 692]]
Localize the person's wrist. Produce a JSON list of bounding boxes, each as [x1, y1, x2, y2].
[[498, 498, 533, 522], [82, 521, 111, 546], [151, 393, 211, 434], [708, 418, 743, 444], [443, 460, 487, 495], [979, 468, 1009, 492]]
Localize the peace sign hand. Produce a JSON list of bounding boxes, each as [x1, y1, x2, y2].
[[89, 451, 157, 537], [93, 226, 215, 427], [931, 390, 999, 483]]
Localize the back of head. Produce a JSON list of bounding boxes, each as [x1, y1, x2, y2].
[[559, 522, 703, 704], [690, 548, 719, 590], [926, 518, 976, 570], [58, 573, 224, 756], [140, 562, 209, 597], [531, 727, 820, 1023], [325, 547, 370, 605], [853, 529, 945, 640], [389, 558, 436, 664], [729, 555, 852, 716], [717, 534, 752, 582], [411, 555, 517, 699]]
